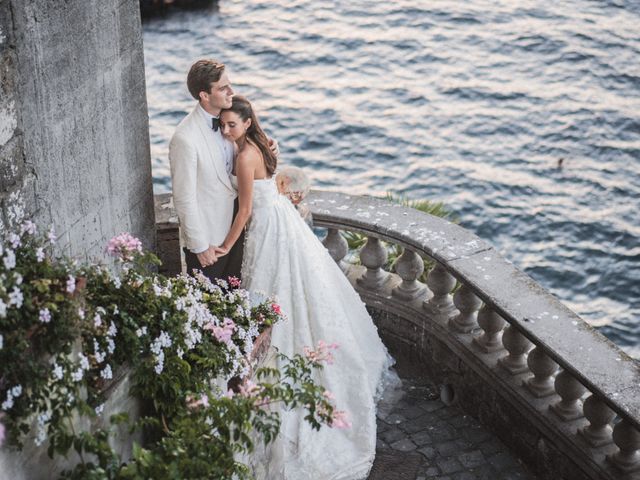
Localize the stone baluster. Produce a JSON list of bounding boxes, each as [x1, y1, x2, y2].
[[424, 263, 456, 316], [550, 370, 586, 420], [498, 325, 532, 374], [579, 394, 615, 447], [448, 284, 482, 333], [322, 228, 349, 271], [473, 305, 506, 353], [356, 236, 388, 290], [523, 347, 558, 397], [392, 248, 427, 301], [608, 420, 640, 472]]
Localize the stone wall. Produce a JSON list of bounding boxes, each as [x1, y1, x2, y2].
[[0, 0, 155, 258], [0, 0, 153, 476]]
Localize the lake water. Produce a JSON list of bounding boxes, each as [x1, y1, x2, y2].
[[142, 0, 640, 358]]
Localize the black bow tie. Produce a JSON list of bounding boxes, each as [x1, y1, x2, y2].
[[211, 117, 220, 132]]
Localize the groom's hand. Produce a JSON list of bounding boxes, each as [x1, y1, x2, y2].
[[197, 246, 218, 268], [268, 137, 280, 157]]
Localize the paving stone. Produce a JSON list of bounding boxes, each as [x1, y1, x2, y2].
[[403, 405, 427, 419], [451, 472, 478, 480], [402, 417, 432, 434], [458, 449, 484, 468], [488, 451, 520, 471], [464, 427, 492, 443], [418, 445, 438, 460], [381, 427, 406, 444], [368, 449, 422, 480], [409, 430, 433, 446], [421, 400, 445, 413], [424, 466, 439, 476], [479, 437, 506, 455], [390, 438, 417, 452], [369, 373, 538, 480], [436, 440, 460, 457], [436, 457, 464, 474], [385, 412, 407, 425]]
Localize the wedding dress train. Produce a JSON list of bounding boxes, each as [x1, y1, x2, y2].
[[237, 176, 396, 480]]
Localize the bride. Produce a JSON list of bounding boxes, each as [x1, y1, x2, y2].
[[217, 95, 395, 480]]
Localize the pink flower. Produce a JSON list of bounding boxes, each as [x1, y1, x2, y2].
[[204, 317, 236, 345], [228, 276, 241, 288], [330, 410, 352, 429], [303, 340, 339, 364], [106, 233, 143, 261], [271, 303, 282, 315]]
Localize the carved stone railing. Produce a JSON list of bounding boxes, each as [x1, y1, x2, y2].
[[154, 191, 640, 480]]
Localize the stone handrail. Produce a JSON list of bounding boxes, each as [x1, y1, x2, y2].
[[153, 191, 640, 479], [303, 190, 640, 479]]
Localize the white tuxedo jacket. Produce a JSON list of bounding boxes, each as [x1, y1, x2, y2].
[[169, 105, 236, 253]]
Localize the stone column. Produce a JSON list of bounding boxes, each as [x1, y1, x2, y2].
[[357, 236, 388, 290]]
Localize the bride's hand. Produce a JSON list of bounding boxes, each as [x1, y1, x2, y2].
[[215, 245, 230, 257]]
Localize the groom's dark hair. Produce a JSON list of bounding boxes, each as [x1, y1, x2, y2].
[[187, 59, 225, 100]]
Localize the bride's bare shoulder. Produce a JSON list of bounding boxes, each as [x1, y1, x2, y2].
[[237, 143, 262, 167]]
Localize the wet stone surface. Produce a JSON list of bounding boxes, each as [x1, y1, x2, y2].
[[368, 374, 538, 480]]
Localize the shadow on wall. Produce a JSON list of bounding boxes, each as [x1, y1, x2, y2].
[[140, 0, 218, 19]]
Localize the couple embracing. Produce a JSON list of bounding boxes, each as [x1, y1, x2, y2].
[[169, 59, 397, 480]]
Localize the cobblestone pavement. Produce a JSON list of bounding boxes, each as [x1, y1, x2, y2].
[[368, 374, 539, 480]]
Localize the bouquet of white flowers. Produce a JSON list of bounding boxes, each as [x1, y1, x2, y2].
[[276, 166, 312, 225]]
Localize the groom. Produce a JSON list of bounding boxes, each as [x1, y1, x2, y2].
[[169, 59, 243, 281]]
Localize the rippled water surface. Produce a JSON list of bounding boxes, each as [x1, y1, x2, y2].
[[142, 0, 640, 357]]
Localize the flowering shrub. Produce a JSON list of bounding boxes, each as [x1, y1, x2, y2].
[[0, 224, 343, 479]]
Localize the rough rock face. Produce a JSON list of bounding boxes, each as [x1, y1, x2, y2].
[[0, 0, 155, 259]]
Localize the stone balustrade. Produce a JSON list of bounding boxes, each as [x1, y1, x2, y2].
[[154, 191, 640, 480]]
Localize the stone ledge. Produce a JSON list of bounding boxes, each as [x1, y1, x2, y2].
[[305, 190, 640, 432]]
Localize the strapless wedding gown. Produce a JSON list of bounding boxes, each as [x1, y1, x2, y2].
[[233, 176, 396, 480]]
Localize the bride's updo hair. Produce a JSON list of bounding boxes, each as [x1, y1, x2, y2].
[[225, 95, 278, 177]]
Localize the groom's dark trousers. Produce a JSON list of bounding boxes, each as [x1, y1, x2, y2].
[[183, 199, 245, 282]]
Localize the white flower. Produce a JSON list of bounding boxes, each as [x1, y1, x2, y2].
[[100, 364, 113, 380], [95, 404, 105, 416], [9, 287, 23, 308], [3, 249, 16, 270], [135, 326, 147, 337], [21, 220, 36, 235], [78, 308, 85, 319], [93, 312, 102, 327], [93, 339, 106, 363], [47, 227, 57, 244], [35, 247, 45, 262], [39, 308, 51, 324], [107, 322, 117, 338], [71, 368, 84, 382], [107, 338, 115, 354], [52, 363, 64, 381], [112, 305, 119, 315], [14, 273, 22, 285], [66, 275, 76, 293], [113, 276, 122, 289], [78, 352, 90, 371], [34, 411, 51, 446], [8, 233, 21, 248]]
